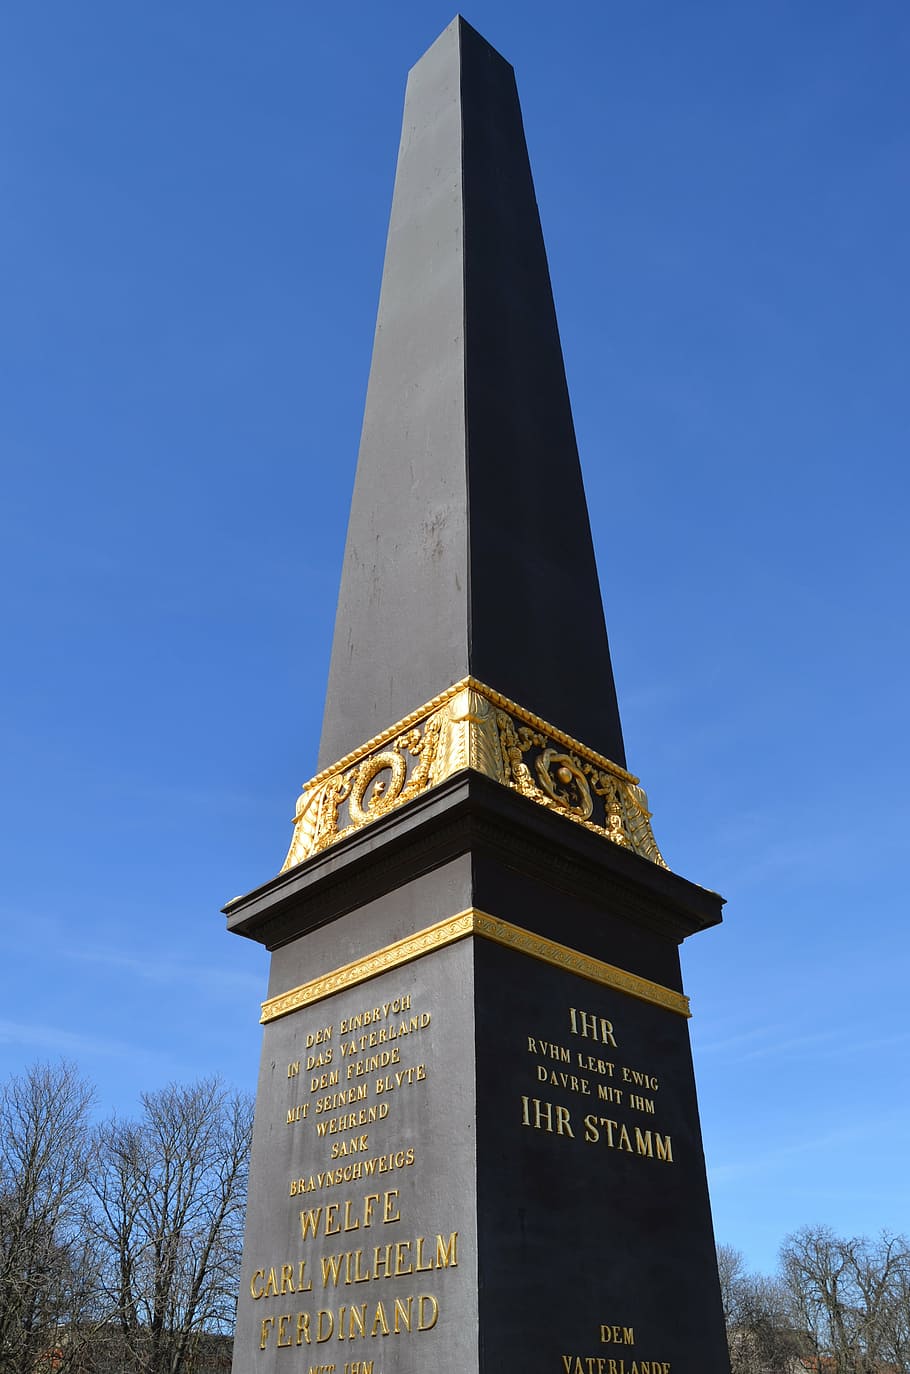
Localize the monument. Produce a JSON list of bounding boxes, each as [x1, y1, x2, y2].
[[225, 17, 730, 1373]]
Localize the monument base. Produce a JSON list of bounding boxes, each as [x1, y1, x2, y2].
[[226, 780, 729, 1372]]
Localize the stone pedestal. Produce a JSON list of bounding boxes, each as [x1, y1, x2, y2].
[[227, 776, 729, 1372]]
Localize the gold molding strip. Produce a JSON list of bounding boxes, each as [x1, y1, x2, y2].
[[281, 678, 667, 873], [260, 908, 690, 1024], [470, 911, 690, 1017], [260, 911, 476, 1024]]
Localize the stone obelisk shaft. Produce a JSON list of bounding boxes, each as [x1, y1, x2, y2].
[[319, 17, 625, 772]]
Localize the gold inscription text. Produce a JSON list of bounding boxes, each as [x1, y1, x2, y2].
[[299, 1191, 401, 1241], [569, 1007, 618, 1047]]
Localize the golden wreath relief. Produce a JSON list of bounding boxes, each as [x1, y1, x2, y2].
[[281, 679, 667, 873]]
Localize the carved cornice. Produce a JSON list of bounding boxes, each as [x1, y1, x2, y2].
[[260, 908, 690, 1024], [282, 679, 666, 874]]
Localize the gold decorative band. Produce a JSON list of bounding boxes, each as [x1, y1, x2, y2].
[[470, 912, 690, 1017], [260, 909, 690, 1024], [259, 911, 476, 1024], [281, 678, 667, 873]]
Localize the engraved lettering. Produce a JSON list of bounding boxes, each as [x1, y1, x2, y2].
[[528, 1037, 571, 1062], [536, 1065, 591, 1094], [315, 1105, 390, 1136], [600, 1324, 635, 1344], [300, 1191, 403, 1240], [621, 1067, 659, 1091], [418, 1294, 439, 1330], [569, 1007, 618, 1047], [311, 1069, 340, 1091], [583, 1116, 674, 1163], [393, 1295, 412, 1332], [318, 1231, 456, 1286], [307, 1049, 334, 1071], [578, 1053, 615, 1077], [339, 996, 411, 1034], [563, 1357, 667, 1373], [520, 1096, 575, 1136], [258, 1297, 443, 1350]]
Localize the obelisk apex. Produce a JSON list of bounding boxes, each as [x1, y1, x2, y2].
[[318, 16, 625, 772]]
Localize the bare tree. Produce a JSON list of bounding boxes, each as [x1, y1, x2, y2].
[[877, 1238, 910, 1373], [783, 1225, 839, 1368], [738, 1272, 802, 1374], [0, 1061, 97, 1374], [718, 1243, 748, 1328], [781, 1224, 910, 1374], [718, 1243, 803, 1374], [852, 1230, 910, 1373], [91, 1078, 252, 1374]]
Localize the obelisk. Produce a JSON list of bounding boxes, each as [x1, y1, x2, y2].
[[226, 18, 730, 1373]]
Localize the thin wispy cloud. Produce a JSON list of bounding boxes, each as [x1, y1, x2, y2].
[[709, 1110, 910, 1189], [0, 1018, 168, 1068], [694, 1021, 798, 1057], [0, 907, 264, 1001], [707, 803, 910, 893], [697, 1022, 910, 1067], [727, 1028, 846, 1064], [61, 945, 264, 1000], [84, 778, 275, 815]]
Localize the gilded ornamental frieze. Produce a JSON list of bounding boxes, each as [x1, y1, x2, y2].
[[281, 679, 667, 873]]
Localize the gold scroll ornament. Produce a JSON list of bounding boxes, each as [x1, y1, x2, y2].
[[281, 679, 667, 873]]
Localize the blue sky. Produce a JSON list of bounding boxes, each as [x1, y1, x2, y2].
[[1, 2, 907, 1277]]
